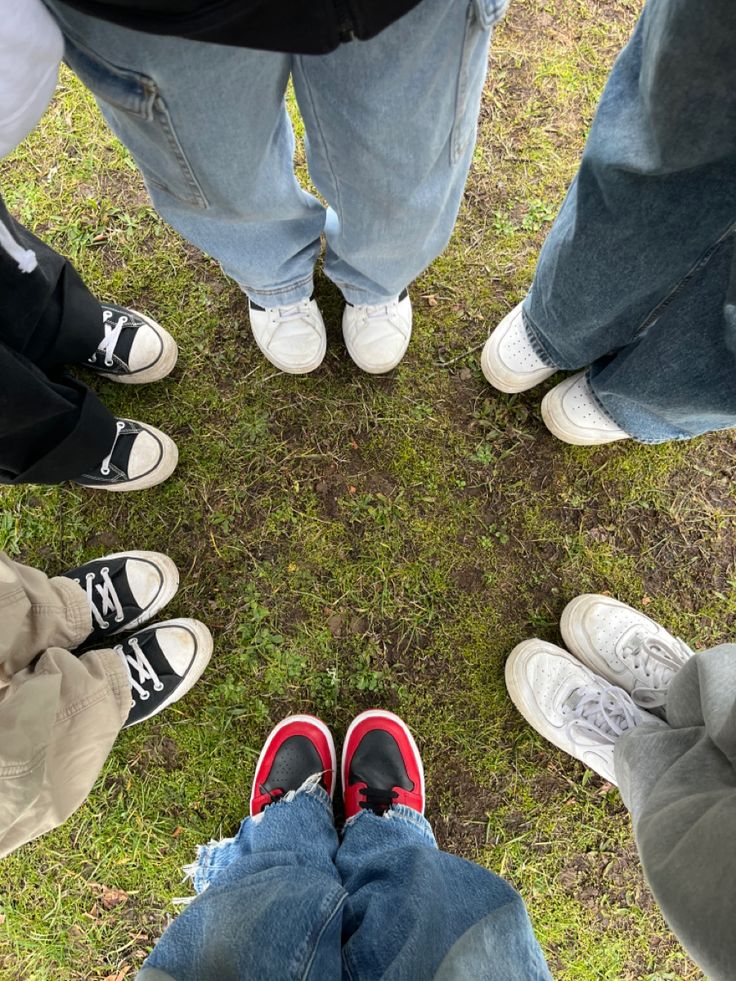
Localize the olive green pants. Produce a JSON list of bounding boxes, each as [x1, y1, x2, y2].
[[0, 553, 129, 857]]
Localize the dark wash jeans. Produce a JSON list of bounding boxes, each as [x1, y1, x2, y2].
[[0, 196, 115, 483], [524, 0, 736, 443], [137, 787, 551, 981]]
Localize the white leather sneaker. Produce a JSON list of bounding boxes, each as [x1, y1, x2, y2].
[[505, 639, 665, 785], [248, 298, 326, 374], [560, 594, 693, 711], [342, 290, 412, 374], [481, 302, 557, 393], [541, 371, 630, 445]]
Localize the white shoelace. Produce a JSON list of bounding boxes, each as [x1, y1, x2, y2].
[[99, 419, 126, 476], [75, 566, 124, 629], [94, 310, 130, 367], [116, 636, 164, 701], [564, 684, 641, 745], [618, 633, 693, 707], [266, 301, 319, 341], [352, 299, 404, 334]]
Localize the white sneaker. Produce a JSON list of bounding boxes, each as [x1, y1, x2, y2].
[[110, 618, 213, 728], [541, 371, 630, 445], [248, 298, 326, 374], [505, 639, 665, 784], [342, 290, 412, 374], [481, 302, 557, 393], [74, 418, 179, 491], [88, 305, 178, 384], [561, 595, 693, 711]]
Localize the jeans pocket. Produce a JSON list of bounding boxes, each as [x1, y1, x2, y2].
[[451, 0, 509, 164], [62, 34, 209, 208]]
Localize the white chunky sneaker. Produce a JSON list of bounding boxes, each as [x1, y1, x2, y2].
[[342, 290, 412, 374], [88, 305, 178, 384], [505, 639, 665, 784], [481, 302, 557, 393], [541, 371, 630, 445], [248, 298, 326, 374], [561, 594, 693, 711], [74, 418, 179, 492]]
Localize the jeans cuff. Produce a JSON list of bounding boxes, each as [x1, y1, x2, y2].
[[520, 301, 563, 369], [243, 274, 314, 308], [344, 804, 437, 845]]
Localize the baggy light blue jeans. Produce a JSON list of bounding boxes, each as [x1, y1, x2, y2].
[[522, 0, 736, 443], [135, 785, 551, 980], [46, 0, 507, 308]]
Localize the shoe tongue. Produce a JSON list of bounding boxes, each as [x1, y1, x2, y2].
[[108, 428, 137, 474], [97, 308, 140, 363]]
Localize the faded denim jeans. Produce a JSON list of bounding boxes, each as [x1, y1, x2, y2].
[[523, 0, 736, 443], [136, 785, 550, 980], [46, 0, 507, 308]]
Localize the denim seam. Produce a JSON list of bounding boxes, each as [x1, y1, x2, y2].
[[300, 890, 346, 980], [244, 273, 315, 300], [294, 57, 345, 237], [630, 219, 736, 341]]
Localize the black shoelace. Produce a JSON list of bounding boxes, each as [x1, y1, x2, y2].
[[359, 787, 398, 815]]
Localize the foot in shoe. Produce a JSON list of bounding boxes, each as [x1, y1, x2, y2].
[[112, 618, 212, 728], [505, 640, 666, 785], [250, 715, 336, 816], [481, 302, 557, 393], [560, 594, 693, 711], [87, 305, 178, 384], [248, 298, 326, 374], [73, 418, 178, 491], [62, 551, 179, 646], [342, 290, 412, 374], [541, 371, 630, 445], [342, 709, 425, 819]]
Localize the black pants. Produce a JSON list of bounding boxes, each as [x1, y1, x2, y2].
[[0, 196, 116, 484]]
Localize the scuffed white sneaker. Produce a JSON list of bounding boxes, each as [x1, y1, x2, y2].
[[541, 371, 630, 445], [74, 418, 178, 491], [505, 639, 665, 784], [248, 298, 326, 374], [481, 302, 557, 393], [88, 305, 178, 384], [561, 595, 693, 711], [342, 290, 412, 374]]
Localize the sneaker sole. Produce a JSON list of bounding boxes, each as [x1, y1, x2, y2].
[[95, 550, 180, 635], [541, 375, 629, 446], [505, 640, 616, 782], [341, 709, 426, 815], [249, 715, 337, 814], [78, 424, 179, 492], [125, 617, 213, 727], [480, 333, 556, 394], [92, 310, 179, 385]]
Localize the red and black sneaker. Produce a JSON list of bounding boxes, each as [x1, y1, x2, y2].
[[341, 710, 425, 819], [249, 715, 336, 817]]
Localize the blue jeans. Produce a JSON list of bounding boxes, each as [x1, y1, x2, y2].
[[136, 785, 550, 980], [523, 0, 736, 443], [46, 0, 506, 307]]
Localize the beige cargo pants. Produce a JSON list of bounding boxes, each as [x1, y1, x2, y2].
[[0, 552, 130, 857]]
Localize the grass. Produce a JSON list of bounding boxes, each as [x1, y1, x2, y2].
[[0, 0, 728, 977]]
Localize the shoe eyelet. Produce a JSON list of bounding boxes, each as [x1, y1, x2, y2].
[[153, 682, 164, 692], [139, 691, 150, 701], [100, 467, 110, 476]]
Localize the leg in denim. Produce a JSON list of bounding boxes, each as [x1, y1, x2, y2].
[[523, 0, 736, 441], [336, 806, 551, 981], [44, 0, 503, 307], [138, 785, 344, 981]]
